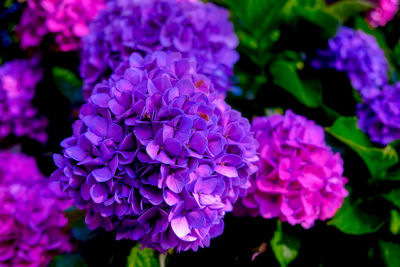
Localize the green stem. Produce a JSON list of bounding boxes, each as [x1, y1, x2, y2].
[[159, 253, 167, 267]]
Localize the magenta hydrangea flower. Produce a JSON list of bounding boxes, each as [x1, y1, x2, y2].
[[313, 27, 388, 99], [16, 0, 106, 51], [0, 58, 48, 143], [80, 0, 239, 99], [51, 51, 257, 252], [367, 0, 399, 28], [0, 151, 73, 266], [238, 110, 348, 228], [357, 83, 400, 145]]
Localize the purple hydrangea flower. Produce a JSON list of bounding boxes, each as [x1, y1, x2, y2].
[[0, 58, 48, 143], [51, 51, 258, 252], [16, 0, 106, 51], [80, 0, 239, 99], [237, 110, 348, 228], [357, 83, 400, 145], [367, 0, 399, 28], [313, 27, 388, 98], [0, 151, 73, 266]]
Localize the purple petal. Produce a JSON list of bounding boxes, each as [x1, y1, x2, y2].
[[166, 174, 185, 193], [92, 167, 112, 182], [171, 216, 190, 238], [90, 183, 108, 203]]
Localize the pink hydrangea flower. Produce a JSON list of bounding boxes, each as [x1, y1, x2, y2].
[[17, 0, 106, 51], [0, 151, 73, 266], [0, 58, 48, 143], [238, 110, 348, 228], [367, 0, 399, 28]]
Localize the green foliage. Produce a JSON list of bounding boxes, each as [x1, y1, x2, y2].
[[379, 241, 400, 267], [126, 244, 159, 267], [49, 254, 87, 267], [390, 210, 400, 235], [52, 67, 83, 104], [72, 219, 94, 242], [270, 59, 322, 108], [326, 117, 399, 178], [271, 222, 300, 267], [324, 0, 373, 23], [328, 197, 383, 235], [226, 0, 287, 66], [383, 189, 400, 209]]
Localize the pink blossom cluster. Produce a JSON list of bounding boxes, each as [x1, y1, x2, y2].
[[367, 0, 399, 28], [239, 110, 348, 228], [0, 58, 48, 143], [17, 0, 106, 51], [0, 151, 72, 267]]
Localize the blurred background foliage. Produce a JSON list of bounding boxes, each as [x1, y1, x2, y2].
[[3, 0, 400, 266]]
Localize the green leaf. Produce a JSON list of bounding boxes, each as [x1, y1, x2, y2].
[[324, 0, 373, 23], [271, 222, 300, 267], [379, 241, 400, 267], [328, 197, 382, 235], [72, 219, 94, 242], [383, 189, 400, 209], [270, 59, 322, 108], [283, 0, 339, 38], [390, 209, 400, 235], [326, 117, 399, 178], [126, 244, 159, 267], [49, 254, 87, 267], [52, 67, 83, 104]]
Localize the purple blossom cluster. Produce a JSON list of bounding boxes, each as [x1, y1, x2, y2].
[[0, 58, 48, 143], [313, 27, 388, 99], [17, 0, 106, 51], [357, 83, 400, 145], [0, 151, 72, 267], [367, 0, 399, 28], [80, 0, 239, 99], [51, 51, 258, 252], [238, 110, 348, 228]]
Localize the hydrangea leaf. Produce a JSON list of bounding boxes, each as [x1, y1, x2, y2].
[[324, 1, 373, 23], [326, 117, 399, 178], [383, 189, 400, 209], [49, 254, 87, 267], [72, 219, 95, 242], [52, 67, 83, 104], [226, 0, 286, 66], [126, 244, 159, 267], [270, 223, 300, 267], [379, 241, 400, 267], [328, 197, 382, 235], [270, 59, 322, 108], [390, 209, 400, 235]]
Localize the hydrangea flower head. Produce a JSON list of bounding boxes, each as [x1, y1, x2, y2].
[[239, 110, 348, 228], [80, 0, 239, 99], [313, 27, 388, 98], [17, 0, 106, 51], [0, 58, 47, 143], [367, 0, 399, 28], [0, 151, 72, 266], [51, 51, 257, 252], [357, 82, 400, 145]]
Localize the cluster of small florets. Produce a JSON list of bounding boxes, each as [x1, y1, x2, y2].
[[0, 151, 72, 266], [238, 110, 348, 228], [0, 58, 48, 143], [357, 83, 400, 145], [17, 0, 106, 51], [51, 51, 258, 252], [367, 0, 399, 28], [313, 27, 388, 99], [80, 0, 239, 99]]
